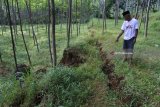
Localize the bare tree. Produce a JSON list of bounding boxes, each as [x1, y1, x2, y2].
[[11, 0, 18, 40], [157, 0, 160, 10], [60, 0, 64, 32], [25, 0, 39, 52], [51, 0, 57, 66], [144, 0, 151, 37], [102, 0, 106, 33], [15, 0, 32, 65], [79, 0, 82, 34], [76, 0, 79, 36], [67, 0, 72, 47], [135, 0, 140, 18], [125, 0, 129, 11], [115, 0, 119, 26], [48, 0, 53, 66], [139, 0, 145, 30], [5, 0, 18, 71]]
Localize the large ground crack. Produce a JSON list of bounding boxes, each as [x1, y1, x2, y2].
[[96, 40, 142, 107]]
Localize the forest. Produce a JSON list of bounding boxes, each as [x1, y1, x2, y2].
[[0, 0, 160, 106]]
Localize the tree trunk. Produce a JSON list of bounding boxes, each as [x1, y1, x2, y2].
[[16, 0, 32, 65], [67, 0, 72, 48], [115, 0, 119, 26], [11, 0, 18, 41], [135, 0, 139, 19], [144, 0, 151, 38], [125, 0, 129, 11], [79, 0, 82, 34], [51, 0, 57, 66], [102, 0, 106, 33], [139, 2, 145, 30], [76, 0, 79, 36], [48, 0, 53, 67], [157, 0, 160, 10], [25, 0, 39, 52], [60, 0, 64, 32], [5, 0, 18, 71]]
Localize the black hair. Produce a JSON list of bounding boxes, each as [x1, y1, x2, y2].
[[122, 11, 130, 16]]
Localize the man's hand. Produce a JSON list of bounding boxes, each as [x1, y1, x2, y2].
[[134, 29, 138, 44], [116, 38, 119, 42], [133, 37, 137, 44], [116, 30, 124, 43]]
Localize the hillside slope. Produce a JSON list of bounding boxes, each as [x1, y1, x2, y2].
[[0, 12, 160, 107]]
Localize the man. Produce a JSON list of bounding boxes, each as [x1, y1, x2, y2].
[[116, 11, 139, 63]]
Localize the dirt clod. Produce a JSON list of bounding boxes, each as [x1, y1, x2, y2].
[[36, 68, 47, 74], [121, 95, 133, 104], [0, 68, 6, 76], [101, 62, 115, 75], [60, 48, 86, 67], [96, 41, 102, 47], [16, 64, 30, 74], [33, 91, 44, 105], [0, 63, 9, 76]]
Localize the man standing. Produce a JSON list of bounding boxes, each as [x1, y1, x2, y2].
[[116, 11, 139, 63]]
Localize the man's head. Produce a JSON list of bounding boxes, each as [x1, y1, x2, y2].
[[122, 11, 131, 21]]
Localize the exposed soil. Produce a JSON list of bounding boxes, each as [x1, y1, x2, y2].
[[30, 91, 44, 106], [120, 95, 133, 104], [0, 63, 10, 76], [0, 67, 7, 76], [60, 47, 86, 67], [35, 68, 47, 74], [96, 40, 142, 106], [96, 41, 124, 90], [16, 64, 30, 74]]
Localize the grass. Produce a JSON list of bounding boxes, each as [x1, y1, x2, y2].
[[0, 12, 160, 106]]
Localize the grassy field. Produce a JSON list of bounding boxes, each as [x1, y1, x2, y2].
[[0, 12, 160, 107]]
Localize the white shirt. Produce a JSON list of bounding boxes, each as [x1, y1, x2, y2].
[[121, 18, 139, 40]]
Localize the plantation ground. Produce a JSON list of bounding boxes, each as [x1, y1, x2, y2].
[[0, 12, 160, 107]]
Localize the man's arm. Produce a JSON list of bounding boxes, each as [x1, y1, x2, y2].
[[134, 29, 138, 44], [116, 30, 124, 42], [134, 19, 139, 43]]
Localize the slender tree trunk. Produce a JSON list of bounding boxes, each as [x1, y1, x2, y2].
[[139, 5, 145, 30], [6, 0, 18, 71], [135, 0, 139, 19], [60, 0, 64, 32], [125, 0, 129, 11], [79, 0, 82, 34], [144, 0, 151, 37], [51, 0, 57, 66], [48, 0, 53, 66], [0, 1, 3, 61], [76, 0, 79, 36], [115, 0, 119, 26], [16, 0, 32, 65], [36, 6, 39, 33], [157, 0, 160, 10], [67, 0, 72, 48], [102, 0, 106, 33], [0, 0, 4, 36], [11, 0, 17, 41], [25, 0, 39, 52]]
